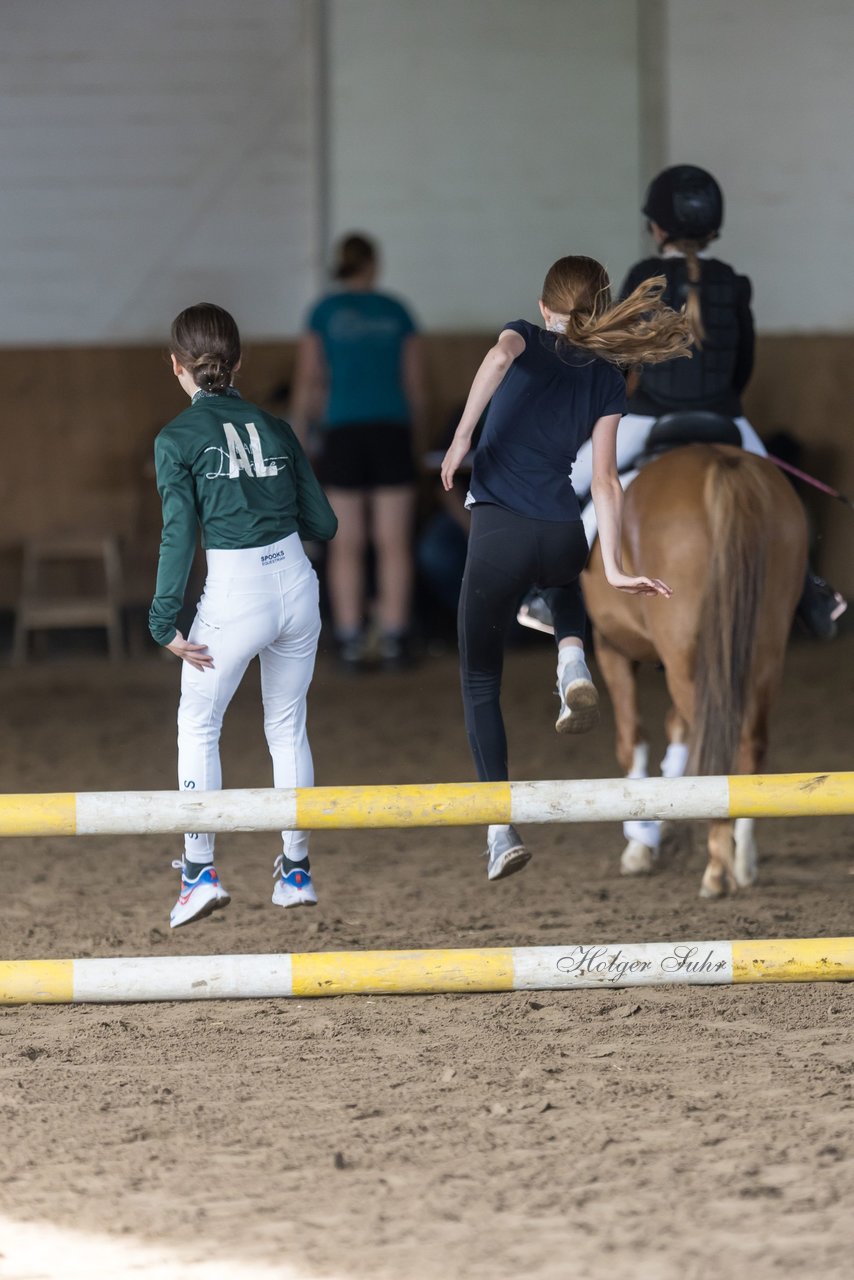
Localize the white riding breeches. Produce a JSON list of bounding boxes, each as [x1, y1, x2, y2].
[[576, 413, 767, 543], [177, 533, 321, 863]]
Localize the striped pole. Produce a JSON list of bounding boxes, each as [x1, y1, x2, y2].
[[0, 772, 852, 838], [1, 938, 852, 1004]]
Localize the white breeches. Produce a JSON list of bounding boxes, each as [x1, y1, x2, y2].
[[177, 532, 321, 862], [576, 413, 767, 543]]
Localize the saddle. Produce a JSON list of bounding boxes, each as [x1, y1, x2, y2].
[[585, 411, 744, 543], [635, 410, 742, 469]]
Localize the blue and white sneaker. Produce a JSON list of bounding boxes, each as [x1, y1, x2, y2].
[[170, 860, 231, 929], [272, 853, 318, 908]]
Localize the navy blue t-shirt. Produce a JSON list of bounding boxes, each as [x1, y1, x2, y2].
[[467, 319, 626, 521]]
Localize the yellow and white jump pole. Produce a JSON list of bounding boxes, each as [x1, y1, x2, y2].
[[1, 938, 852, 1004], [0, 772, 852, 837]]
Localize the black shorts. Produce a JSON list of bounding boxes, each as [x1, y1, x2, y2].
[[317, 422, 417, 490]]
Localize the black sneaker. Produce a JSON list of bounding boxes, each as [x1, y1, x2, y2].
[[336, 632, 368, 672], [378, 632, 415, 672], [796, 573, 847, 640]]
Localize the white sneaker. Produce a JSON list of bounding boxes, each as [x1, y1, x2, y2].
[[272, 854, 318, 908], [555, 656, 600, 734], [170, 861, 231, 929], [485, 825, 531, 881]]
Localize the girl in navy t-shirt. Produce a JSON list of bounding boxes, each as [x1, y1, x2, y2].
[[441, 254, 692, 881]]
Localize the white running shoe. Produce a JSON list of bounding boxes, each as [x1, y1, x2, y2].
[[272, 854, 318, 908], [170, 861, 231, 929], [485, 824, 531, 881], [555, 656, 600, 734]]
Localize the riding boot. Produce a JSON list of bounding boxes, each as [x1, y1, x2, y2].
[[796, 568, 847, 640]]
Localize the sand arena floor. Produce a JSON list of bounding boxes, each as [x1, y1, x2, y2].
[[1, 631, 853, 1279]]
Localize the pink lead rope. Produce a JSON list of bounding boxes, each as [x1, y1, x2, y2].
[[767, 454, 854, 512]]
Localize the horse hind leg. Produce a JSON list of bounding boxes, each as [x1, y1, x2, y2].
[[700, 821, 739, 898], [701, 704, 768, 897], [732, 700, 769, 889], [700, 818, 756, 897], [733, 818, 758, 888]]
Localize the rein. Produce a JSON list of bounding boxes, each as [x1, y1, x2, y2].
[[767, 454, 854, 512]]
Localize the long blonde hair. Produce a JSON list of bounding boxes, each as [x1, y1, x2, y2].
[[541, 255, 693, 366]]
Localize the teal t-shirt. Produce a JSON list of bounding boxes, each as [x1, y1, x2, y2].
[[149, 390, 337, 647], [308, 289, 416, 427]]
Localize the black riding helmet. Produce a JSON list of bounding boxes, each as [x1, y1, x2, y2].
[[642, 165, 723, 241]]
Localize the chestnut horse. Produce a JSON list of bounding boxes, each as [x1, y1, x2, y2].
[[582, 444, 807, 897]]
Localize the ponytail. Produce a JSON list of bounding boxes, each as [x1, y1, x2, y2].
[[559, 275, 693, 367], [669, 240, 707, 346], [542, 255, 693, 368]]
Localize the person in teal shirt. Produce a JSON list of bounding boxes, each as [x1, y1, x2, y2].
[[291, 233, 427, 670], [150, 303, 337, 929]]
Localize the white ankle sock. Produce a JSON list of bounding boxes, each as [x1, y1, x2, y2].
[[557, 646, 587, 675]]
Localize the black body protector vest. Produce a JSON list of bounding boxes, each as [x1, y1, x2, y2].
[[622, 257, 754, 418]]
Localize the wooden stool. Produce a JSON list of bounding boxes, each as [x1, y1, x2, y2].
[[12, 535, 124, 662]]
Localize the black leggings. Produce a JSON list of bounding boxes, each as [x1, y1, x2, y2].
[[458, 504, 589, 782]]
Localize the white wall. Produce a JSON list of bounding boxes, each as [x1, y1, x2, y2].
[[0, 0, 318, 343], [326, 0, 642, 330], [665, 0, 854, 332], [2, 1, 853, 344]]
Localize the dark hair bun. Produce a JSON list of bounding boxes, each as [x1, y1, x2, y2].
[[192, 354, 232, 394], [333, 233, 377, 281], [169, 304, 241, 393]]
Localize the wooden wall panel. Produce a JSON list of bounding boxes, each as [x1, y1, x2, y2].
[[744, 336, 854, 596], [0, 342, 300, 609], [0, 333, 850, 611]]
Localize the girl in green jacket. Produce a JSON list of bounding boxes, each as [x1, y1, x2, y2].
[[150, 303, 338, 928]]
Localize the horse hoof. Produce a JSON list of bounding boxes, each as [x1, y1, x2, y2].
[[699, 872, 737, 898], [620, 840, 656, 875]]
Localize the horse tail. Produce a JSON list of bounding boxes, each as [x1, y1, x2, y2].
[[688, 448, 771, 777]]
